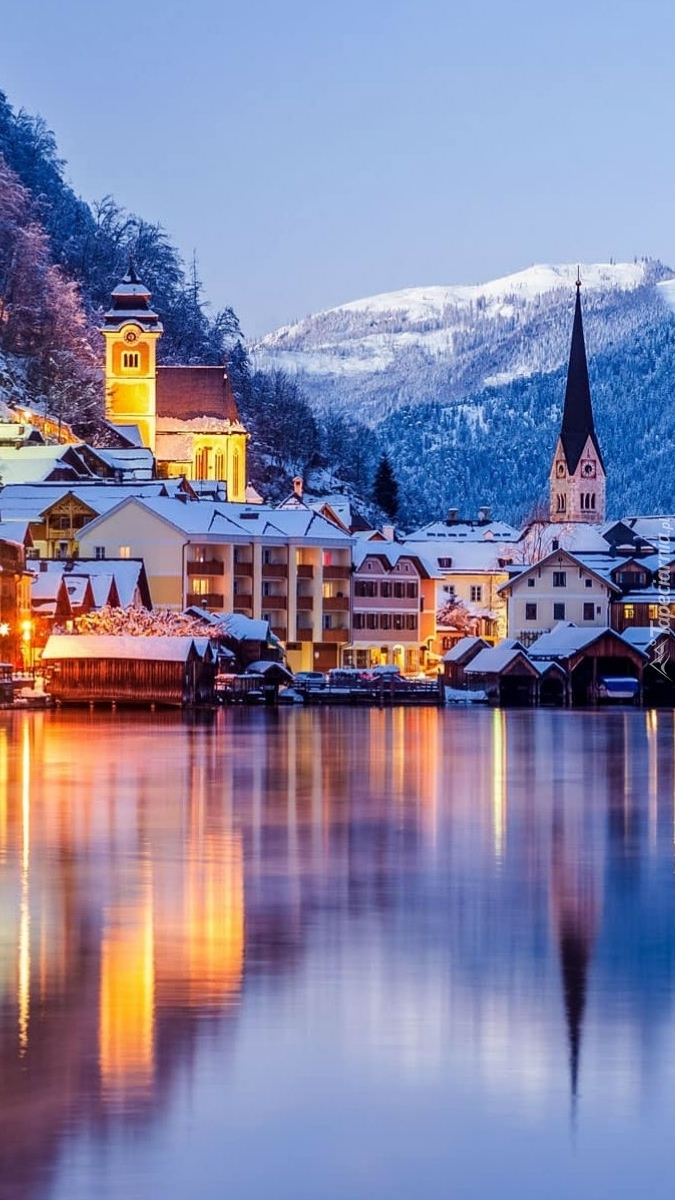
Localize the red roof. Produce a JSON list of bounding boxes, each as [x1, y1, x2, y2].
[[156, 367, 240, 423]]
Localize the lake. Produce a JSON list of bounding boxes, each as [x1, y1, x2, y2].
[[1, 705, 675, 1199]]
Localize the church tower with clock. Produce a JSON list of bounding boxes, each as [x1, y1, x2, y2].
[[549, 278, 606, 524], [101, 261, 163, 451]]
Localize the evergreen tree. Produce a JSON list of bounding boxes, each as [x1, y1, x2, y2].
[[372, 453, 399, 519]]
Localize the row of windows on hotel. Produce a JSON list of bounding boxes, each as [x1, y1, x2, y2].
[[354, 580, 419, 599], [525, 602, 599, 622], [353, 613, 418, 630]]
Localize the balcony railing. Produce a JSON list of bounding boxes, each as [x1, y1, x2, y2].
[[296, 564, 314, 579], [261, 595, 288, 610], [187, 593, 224, 609], [319, 628, 350, 643], [270, 626, 287, 640], [262, 562, 288, 578], [323, 565, 351, 580], [186, 560, 224, 576], [323, 596, 349, 612], [297, 595, 314, 611], [233, 561, 253, 576]]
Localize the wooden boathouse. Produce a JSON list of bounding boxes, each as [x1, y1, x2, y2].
[[41, 635, 215, 707]]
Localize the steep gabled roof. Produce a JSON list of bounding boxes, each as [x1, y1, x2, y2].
[[559, 284, 605, 475]]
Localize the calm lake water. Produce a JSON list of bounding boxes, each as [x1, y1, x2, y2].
[[1, 705, 675, 1199]]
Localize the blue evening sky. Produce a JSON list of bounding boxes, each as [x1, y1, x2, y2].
[[1, 0, 673, 337]]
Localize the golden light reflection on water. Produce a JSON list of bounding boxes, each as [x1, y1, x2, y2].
[[1, 708, 675, 1199]]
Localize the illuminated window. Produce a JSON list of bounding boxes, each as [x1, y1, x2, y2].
[[232, 450, 241, 497], [649, 604, 659, 619], [195, 448, 209, 478], [215, 452, 225, 479], [624, 604, 635, 619], [119, 546, 131, 559]]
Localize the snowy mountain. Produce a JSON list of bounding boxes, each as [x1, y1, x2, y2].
[[253, 261, 675, 526], [254, 261, 672, 421]]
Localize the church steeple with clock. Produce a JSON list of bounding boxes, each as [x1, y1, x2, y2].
[[549, 277, 606, 524]]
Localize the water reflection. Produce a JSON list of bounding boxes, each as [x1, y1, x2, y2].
[[1, 708, 675, 1198]]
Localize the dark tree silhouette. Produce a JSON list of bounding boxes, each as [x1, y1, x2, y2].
[[372, 453, 399, 519]]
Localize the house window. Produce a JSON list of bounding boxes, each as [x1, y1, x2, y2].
[[119, 546, 131, 559], [470, 585, 482, 603], [215, 452, 225, 479], [380, 614, 391, 630], [355, 580, 377, 597], [649, 604, 659, 620], [438, 557, 453, 568], [95, 546, 106, 560], [393, 614, 404, 630], [393, 582, 405, 598], [232, 450, 241, 497], [624, 604, 635, 619], [263, 549, 271, 564], [585, 578, 593, 588], [553, 602, 566, 621], [406, 582, 418, 599], [354, 613, 365, 630], [323, 614, 333, 630], [552, 572, 567, 588], [366, 613, 378, 630], [583, 602, 595, 621], [263, 582, 272, 596], [406, 614, 417, 630], [122, 351, 140, 369], [380, 581, 392, 597], [527, 578, 535, 588], [525, 603, 537, 621], [195, 448, 209, 478], [556, 494, 566, 513]]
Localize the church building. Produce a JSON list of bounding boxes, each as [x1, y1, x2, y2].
[[101, 265, 248, 500], [549, 279, 606, 524]]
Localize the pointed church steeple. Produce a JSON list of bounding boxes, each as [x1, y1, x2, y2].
[[559, 276, 605, 476], [549, 276, 606, 523]]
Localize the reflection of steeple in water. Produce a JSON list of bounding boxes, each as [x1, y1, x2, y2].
[[550, 803, 598, 1119]]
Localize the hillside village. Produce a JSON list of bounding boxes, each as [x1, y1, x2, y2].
[[0, 265, 673, 708]]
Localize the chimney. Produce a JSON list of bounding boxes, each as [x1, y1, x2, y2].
[[382, 524, 396, 541], [447, 508, 459, 524], [293, 476, 303, 499], [478, 506, 492, 523]]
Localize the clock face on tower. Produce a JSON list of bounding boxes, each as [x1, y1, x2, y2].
[[582, 461, 596, 478]]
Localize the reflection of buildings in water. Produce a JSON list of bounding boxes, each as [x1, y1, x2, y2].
[[0, 712, 245, 1197], [4, 708, 675, 1196]]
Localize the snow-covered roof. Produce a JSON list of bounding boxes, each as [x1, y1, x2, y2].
[[528, 622, 643, 659], [621, 626, 675, 651], [41, 635, 202, 663], [465, 642, 530, 675], [621, 516, 675, 543], [353, 541, 437, 576], [405, 519, 520, 543], [212, 613, 272, 642], [424, 541, 516, 572], [441, 636, 488, 663]]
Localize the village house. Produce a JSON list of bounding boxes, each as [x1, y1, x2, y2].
[[347, 544, 436, 674], [498, 548, 620, 645], [403, 509, 520, 646]]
